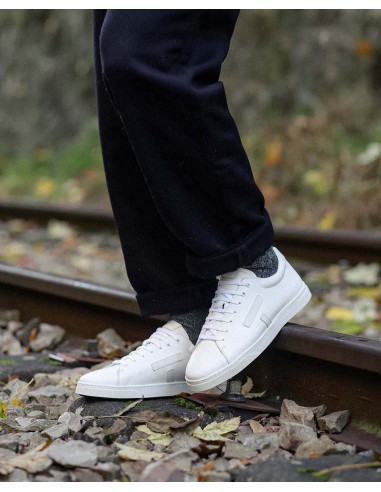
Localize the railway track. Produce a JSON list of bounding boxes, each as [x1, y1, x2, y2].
[[0, 199, 380, 263], [0, 200, 381, 452]]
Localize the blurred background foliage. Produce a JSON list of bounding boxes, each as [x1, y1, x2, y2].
[[0, 9, 380, 229]]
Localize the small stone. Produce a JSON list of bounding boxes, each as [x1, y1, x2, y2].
[[278, 421, 317, 452], [280, 399, 325, 430], [333, 441, 356, 455], [2, 417, 57, 432], [317, 410, 350, 433], [165, 432, 200, 453], [251, 447, 293, 464], [49, 469, 73, 481], [0, 447, 17, 460], [8, 320, 23, 334], [71, 468, 104, 482], [294, 436, 336, 459], [6, 448, 53, 474], [90, 461, 121, 480], [26, 410, 45, 419], [42, 423, 70, 440], [7, 469, 29, 482], [45, 406, 65, 420], [93, 445, 114, 459], [0, 331, 25, 355], [223, 441, 258, 459], [47, 440, 98, 468], [139, 461, 178, 482], [0, 432, 47, 452], [29, 385, 71, 405], [309, 404, 327, 419], [85, 427, 106, 441], [6, 405, 26, 418], [29, 322, 65, 352], [58, 411, 84, 433], [96, 327, 128, 359], [237, 431, 279, 450], [120, 461, 150, 482], [214, 458, 235, 472], [34, 469, 71, 482], [3, 378, 30, 399], [33, 373, 55, 388]]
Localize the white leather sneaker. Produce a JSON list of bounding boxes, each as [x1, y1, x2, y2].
[[76, 320, 194, 399], [185, 247, 312, 392]]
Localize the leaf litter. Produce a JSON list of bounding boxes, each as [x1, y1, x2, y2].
[[0, 360, 377, 482]]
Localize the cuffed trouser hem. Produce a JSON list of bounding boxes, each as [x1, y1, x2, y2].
[[136, 278, 219, 317], [185, 218, 275, 279]]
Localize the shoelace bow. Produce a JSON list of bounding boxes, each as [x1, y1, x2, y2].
[[199, 278, 250, 342], [112, 326, 180, 365]]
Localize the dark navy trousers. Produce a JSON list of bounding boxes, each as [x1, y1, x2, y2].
[[93, 10, 274, 317]]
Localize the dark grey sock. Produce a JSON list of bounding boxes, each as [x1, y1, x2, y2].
[[243, 246, 278, 278], [169, 306, 210, 345]]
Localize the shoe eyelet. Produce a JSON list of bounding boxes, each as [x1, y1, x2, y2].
[[230, 320, 232, 323]]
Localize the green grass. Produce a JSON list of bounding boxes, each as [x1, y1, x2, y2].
[[37, 357, 63, 366], [352, 420, 381, 437], [172, 397, 218, 416], [0, 359, 16, 365], [0, 118, 104, 202]]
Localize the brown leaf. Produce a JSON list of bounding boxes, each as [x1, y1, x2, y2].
[[130, 410, 190, 434], [192, 441, 225, 459]]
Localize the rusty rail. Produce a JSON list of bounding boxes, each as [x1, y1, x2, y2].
[[0, 200, 380, 263], [0, 263, 380, 427]]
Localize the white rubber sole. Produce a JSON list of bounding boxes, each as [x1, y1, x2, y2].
[[186, 282, 312, 392], [75, 380, 191, 399]]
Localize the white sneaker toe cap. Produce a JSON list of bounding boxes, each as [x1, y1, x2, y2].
[[77, 363, 120, 387], [185, 340, 227, 383]]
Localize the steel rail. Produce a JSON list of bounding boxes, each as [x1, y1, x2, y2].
[[0, 263, 380, 426], [0, 200, 380, 262]]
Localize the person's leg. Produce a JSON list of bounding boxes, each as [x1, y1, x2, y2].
[[93, 10, 218, 318], [77, 10, 219, 399], [98, 9, 274, 283], [81, 10, 311, 398]]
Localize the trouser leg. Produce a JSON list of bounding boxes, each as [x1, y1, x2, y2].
[[99, 9, 274, 280], [93, 10, 218, 316]]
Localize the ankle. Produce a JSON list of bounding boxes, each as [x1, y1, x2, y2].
[[243, 246, 278, 278], [169, 306, 209, 345]]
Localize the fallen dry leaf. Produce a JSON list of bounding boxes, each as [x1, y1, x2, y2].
[[241, 376, 266, 398], [192, 441, 225, 459], [192, 417, 240, 442], [135, 424, 174, 446], [248, 420, 266, 433], [116, 443, 165, 462], [130, 410, 189, 434]]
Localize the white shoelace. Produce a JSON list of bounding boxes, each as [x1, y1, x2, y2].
[[199, 278, 250, 342], [111, 327, 180, 365]]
